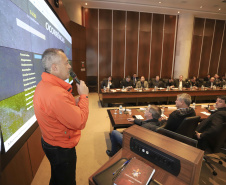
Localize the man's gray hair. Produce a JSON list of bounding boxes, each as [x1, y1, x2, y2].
[[42, 48, 63, 72], [149, 105, 161, 119], [177, 93, 191, 106]]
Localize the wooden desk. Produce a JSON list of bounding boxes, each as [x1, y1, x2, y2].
[[99, 88, 226, 106], [108, 105, 211, 130], [89, 125, 204, 185]]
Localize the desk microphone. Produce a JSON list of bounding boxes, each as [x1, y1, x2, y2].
[[124, 106, 128, 114], [70, 71, 80, 85]]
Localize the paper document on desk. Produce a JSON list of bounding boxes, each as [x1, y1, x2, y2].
[[201, 112, 211, 116], [168, 107, 177, 110], [135, 115, 144, 119]]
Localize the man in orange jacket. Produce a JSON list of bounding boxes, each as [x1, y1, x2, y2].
[[33, 48, 89, 185]]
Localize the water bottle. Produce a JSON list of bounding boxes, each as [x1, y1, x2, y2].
[[201, 85, 204, 90], [166, 86, 169, 91], [104, 86, 106, 92], [154, 86, 157, 91], [193, 103, 196, 109], [119, 105, 123, 114]]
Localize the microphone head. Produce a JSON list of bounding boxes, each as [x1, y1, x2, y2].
[[70, 71, 77, 78]]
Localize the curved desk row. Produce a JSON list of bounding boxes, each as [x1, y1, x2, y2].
[[99, 88, 226, 107]]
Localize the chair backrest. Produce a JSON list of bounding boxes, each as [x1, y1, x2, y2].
[[176, 116, 200, 138], [157, 127, 198, 147], [207, 123, 226, 153]]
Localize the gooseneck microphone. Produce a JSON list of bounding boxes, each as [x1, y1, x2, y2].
[[70, 71, 80, 85]]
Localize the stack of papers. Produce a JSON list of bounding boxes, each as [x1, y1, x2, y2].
[[201, 112, 211, 116], [135, 115, 144, 119], [168, 107, 177, 110]]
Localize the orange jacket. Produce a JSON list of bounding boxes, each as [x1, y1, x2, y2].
[[33, 72, 89, 148]]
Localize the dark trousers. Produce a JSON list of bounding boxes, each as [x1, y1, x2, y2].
[[41, 138, 77, 185]]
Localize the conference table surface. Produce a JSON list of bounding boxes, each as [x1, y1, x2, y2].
[[99, 87, 226, 106], [108, 105, 213, 130]]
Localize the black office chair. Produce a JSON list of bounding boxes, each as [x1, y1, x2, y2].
[[202, 123, 226, 176], [175, 116, 200, 138], [156, 127, 198, 147]]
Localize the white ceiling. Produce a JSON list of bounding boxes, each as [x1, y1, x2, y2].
[[62, 0, 226, 20]]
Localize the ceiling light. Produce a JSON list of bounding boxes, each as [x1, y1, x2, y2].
[[178, 11, 180, 14], [85, 3, 87, 5], [159, 1, 162, 3], [219, 8, 221, 11], [200, 6, 202, 9]]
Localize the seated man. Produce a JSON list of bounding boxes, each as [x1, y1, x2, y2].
[[101, 76, 115, 89], [205, 77, 216, 88], [151, 75, 165, 88], [120, 76, 133, 88], [195, 96, 226, 150], [136, 76, 148, 88], [175, 75, 186, 89], [132, 73, 138, 87], [166, 78, 175, 88], [106, 105, 161, 157], [188, 76, 199, 88], [204, 74, 211, 82], [161, 93, 196, 132], [214, 73, 221, 87]]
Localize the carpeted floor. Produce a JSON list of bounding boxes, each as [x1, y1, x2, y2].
[[31, 93, 226, 185]]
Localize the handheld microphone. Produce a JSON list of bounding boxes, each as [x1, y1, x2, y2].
[[70, 71, 80, 85]]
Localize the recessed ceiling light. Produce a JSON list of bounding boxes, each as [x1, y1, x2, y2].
[[85, 3, 88, 5], [219, 8, 221, 11], [159, 1, 162, 3], [178, 11, 180, 14], [200, 6, 203, 9]]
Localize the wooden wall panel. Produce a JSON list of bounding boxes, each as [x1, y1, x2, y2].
[[218, 23, 226, 77], [161, 15, 176, 79], [198, 19, 215, 78], [138, 13, 152, 79], [85, 9, 98, 76], [27, 127, 44, 176], [84, 8, 177, 87], [112, 10, 125, 78], [69, 21, 86, 94], [209, 20, 225, 76], [150, 14, 164, 78], [1, 143, 33, 185], [99, 9, 112, 79], [125, 11, 139, 77], [190, 18, 226, 79], [189, 18, 205, 78]]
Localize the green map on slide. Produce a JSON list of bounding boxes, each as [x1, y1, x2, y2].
[[0, 87, 35, 142]]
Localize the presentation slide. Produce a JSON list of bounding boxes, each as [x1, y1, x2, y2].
[[0, 0, 72, 152]]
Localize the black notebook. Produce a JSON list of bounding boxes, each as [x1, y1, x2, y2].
[[93, 158, 128, 185]]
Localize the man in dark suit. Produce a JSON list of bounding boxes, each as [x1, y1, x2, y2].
[[161, 93, 196, 132], [205, 77, 216, 88], [101, 76, 115, 89], [175, 75, 186, 89], [195, 96, 226, 150], [106, 105, 161, 157], [166, 78, 176, 88], [120, 76, 133, 88], [132, 73, 138, 87], [204, 74, 211, 82], [151, 75, 165, 88]]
